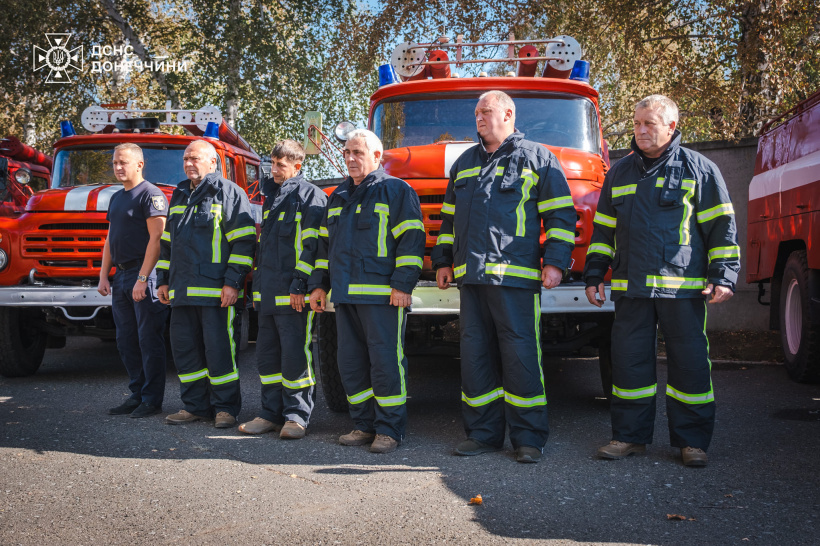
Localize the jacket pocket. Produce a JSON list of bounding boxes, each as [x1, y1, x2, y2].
[[279, 203, 299, 236], [664, 244, 692, 267], [500, 234, 538, 258], [200, 263, 228, 280], [362, 256, 394, 276], [194, 211, 213, 227]]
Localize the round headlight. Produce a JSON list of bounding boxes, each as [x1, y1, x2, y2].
[[0, 249, 8, 271], [334, 121, 356, 143], [15, 169, 31, 185]]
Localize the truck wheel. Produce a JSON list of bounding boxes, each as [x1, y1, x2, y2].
[[0, 307, 48, 377], [779, 250, 820, 382], [316, 312, 348, 412]]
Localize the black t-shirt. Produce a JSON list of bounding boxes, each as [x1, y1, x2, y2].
[[106, 181, 168, 264]]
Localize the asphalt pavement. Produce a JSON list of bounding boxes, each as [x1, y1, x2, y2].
[[1, 337, 819, 545]]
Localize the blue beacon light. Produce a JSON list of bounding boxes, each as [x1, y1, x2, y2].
[[59, 120, 76, 137], [203, 121, 220, 138], [378, 63, 400, 87]]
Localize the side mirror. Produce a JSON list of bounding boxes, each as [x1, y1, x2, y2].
[[334, 121, 356, 143]]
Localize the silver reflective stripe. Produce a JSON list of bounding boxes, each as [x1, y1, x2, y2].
[[63, 186, 99, 211], [95, 185, 124, 211]]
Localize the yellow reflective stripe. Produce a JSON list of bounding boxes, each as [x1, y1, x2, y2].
[[515, 169, 537, 236], [187, 287, 223, 297], [179, 368, 208, 383], [666, 384, 714, 404], [278, 212, 285, 220], [396, 256, 423, 268], [646, 275, 707, 289], [161, 231, 171, 242], [436, 233, 454, 245], [260, 373, 282, 385], [496, 166, 505, 176], [283, 376, 316, 389], [611, 279, 628, 291], [546, 228, 575, 244], [168, 289, 175, 299], [210, 204, 223, 213], [156, 260, 170, 270], [441, 202, 455, 215], [587, 243, 615, 259], [328, 207, 342, 218], [374, 203, 390, 214], [226, 306, 237, 372], [377, 208, 389, 257], [504, 391, 547, 407], [534, 293, 545, 404], [611, 184, 637, 198], [594, 211, 616, 228], [169, 205, 186, 215], [708, 245, 741, 261], [301, 228, 319, 240], [253, 291, 261, 302], [226, 226, 256, 241], [485, 262, 541, 280], [347, 388, 374, 404], [349, 284, 392, 296], [656, 177, 665, 188], [538, 195, 574, 213], [275, 296, 291, 305], [461, 387, 504, 407], [211, 205, 223, 263], [697, 203, 735, 223], [679, 179, 697, 245], [294, 216, 303, 272], [319, 226, 329, 237], [613, 383, 657, 399], [295, 261, 314, 275], [263, 210, 270, 220], [455, 166, 480, 182], [300, 311, 315, 388], [454, 264, 466, 278], [314, 259, 328, 269], [228, 254, 253, 266], [391, 219, 424, 238], [210, 371, 239, 385]]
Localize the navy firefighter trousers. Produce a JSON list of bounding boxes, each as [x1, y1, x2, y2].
[[255, 311, 316, 428], [169, 305, 242, 418], [610, 297, 715, 450], [459, 284, 548, 450], [335, 304, 408, 442]]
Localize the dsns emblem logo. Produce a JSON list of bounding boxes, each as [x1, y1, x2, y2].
[[33, 33, 83, 84]]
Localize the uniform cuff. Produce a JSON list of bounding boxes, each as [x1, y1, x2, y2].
[[289, 278, 307, 295]]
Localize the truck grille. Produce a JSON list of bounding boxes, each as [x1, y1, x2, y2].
[[23, 223, 107, 270]]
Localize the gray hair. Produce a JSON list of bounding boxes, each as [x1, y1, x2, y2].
[[113, 142, 144, 162], [479, 90, 516, 118], [346, 129, 384, 155], [635, 94, 679, 125], [187, 139, 219, 161]]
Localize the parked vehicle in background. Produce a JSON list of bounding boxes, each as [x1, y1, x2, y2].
[[747, 89, 820, 382], [0, 101, 262, 378], [0, 135, 52, 216], [306, 34, 616, 411]]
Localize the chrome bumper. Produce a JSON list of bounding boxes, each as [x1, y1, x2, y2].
[[0, 286, 112, 307]]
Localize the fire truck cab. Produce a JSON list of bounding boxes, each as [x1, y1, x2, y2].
[[0, 102, 262, 378], [747, 90, 820, 382], [0, 136, 52, 216], [307, 35, 616, 411]]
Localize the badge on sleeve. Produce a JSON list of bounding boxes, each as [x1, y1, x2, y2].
[[151, 195, 166, 211]]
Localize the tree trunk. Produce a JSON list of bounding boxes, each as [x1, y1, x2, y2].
[[224, 0, 243, 127]]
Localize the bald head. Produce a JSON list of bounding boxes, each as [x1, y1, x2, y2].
[[184, 140, 219, 185]]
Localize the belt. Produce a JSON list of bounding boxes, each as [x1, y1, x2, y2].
[[115, 259, 142, 271]]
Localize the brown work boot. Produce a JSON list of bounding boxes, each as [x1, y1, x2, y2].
[[681, 447, 708, 467], [214, 412, 236, 429], [597, 440, 646, 459], [165, 409, 203, 425], [339, 430, 376, 446], [369, 434, 399, 454], [238, 417, 282, 435], [280, 421, 306, 440]]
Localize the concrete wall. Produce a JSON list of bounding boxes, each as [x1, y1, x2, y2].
[[609, 138, 768, 331]]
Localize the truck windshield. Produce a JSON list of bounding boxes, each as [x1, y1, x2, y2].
[[51, 146, 189, 188], [371, 92, 601, 154]]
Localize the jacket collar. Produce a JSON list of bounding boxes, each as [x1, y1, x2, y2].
[[630, 130, 681, 173], [265, 172, 304, 211], [478, 130, 524, 161], [335, 166, 384, 202]]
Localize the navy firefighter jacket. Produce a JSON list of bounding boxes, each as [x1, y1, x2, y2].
[[583, 131, 740, 300], [307, 167, 425, 305], [253, 172, 327, 315], [431, 131, 576, 290], [156, 173, 256, 306]]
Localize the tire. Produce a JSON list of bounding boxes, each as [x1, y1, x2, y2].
[[0, 307, 48, 377], [316, 312, 348, 412], [779, 250, 820, 382]]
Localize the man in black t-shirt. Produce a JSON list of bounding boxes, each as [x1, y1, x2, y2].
[[98, 142, 169, 418]]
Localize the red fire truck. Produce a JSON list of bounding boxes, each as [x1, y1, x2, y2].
[[0, 136, 52, 216], [0, 102, 262, 377], [747, 90, 820, 382], [306, 35, 615, 410]]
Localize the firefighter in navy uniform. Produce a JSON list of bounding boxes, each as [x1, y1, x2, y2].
[[239, 140, 327, 439], [98, 143, 169, 419], [584, 95, 740, 467], [432, 90, 576, 464], [156, 140, 256, 429], [308, 129, 425, 454]]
